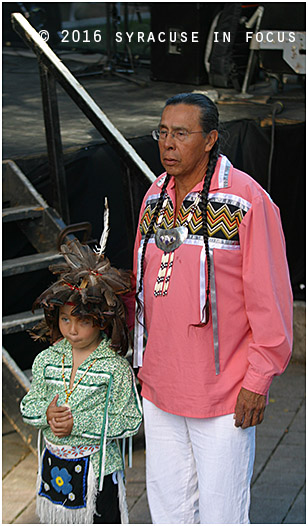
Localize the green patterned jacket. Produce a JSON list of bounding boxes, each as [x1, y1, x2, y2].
[[20, 336, 142, 478]]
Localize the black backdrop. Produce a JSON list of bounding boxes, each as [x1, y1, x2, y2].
[[3, 120, 305, 368]]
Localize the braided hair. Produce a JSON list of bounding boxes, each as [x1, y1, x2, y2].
[[136, 93, 220, 324], [135, 173, 171, 319]]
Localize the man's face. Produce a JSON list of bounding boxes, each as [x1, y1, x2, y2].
[[158, 103, 213, 180]]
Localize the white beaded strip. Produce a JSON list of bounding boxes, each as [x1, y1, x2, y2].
[[162, 251, 174, 295], [154, 192, 202, 297]]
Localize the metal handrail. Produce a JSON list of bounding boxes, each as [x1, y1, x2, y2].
[[11, 12, 156, 221], [12, 13, 156, 183]]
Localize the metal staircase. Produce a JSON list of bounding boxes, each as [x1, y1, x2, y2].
[[2, 159, 68, 449], [2, 159, 67, 335]]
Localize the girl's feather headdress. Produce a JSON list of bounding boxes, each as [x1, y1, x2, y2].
[[30, 201, 132, 355]]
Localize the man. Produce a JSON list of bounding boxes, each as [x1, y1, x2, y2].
[[131, 93, 292, 523]]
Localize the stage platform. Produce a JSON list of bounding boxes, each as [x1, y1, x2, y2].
[[2, 48, 305, 160]]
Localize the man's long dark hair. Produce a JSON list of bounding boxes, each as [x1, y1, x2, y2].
[[136, 93, 220, 324]]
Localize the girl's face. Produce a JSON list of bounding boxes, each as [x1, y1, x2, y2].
[[58, 304, 101, 352]]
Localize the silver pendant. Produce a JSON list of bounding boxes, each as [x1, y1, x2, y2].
[[155, 226, 188, 253]]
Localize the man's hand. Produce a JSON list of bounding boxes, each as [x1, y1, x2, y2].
[[46, 394, 73, 437], [234, 387, 266, 429]]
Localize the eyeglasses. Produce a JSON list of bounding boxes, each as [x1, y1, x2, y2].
[[152, 129, 204, 142]]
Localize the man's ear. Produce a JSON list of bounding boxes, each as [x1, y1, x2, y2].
[[204, 130, 219, 153]]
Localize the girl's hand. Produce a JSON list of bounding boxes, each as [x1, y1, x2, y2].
[[46, 394, 73, 437], [49, 414, 74, 437]]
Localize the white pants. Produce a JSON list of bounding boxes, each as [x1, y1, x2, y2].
[[143, 398, 255, 524]]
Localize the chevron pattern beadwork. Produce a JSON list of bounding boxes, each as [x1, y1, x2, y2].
[[140, 196, 248, 242], [139, 199, 174, 235], [207, 202, 245, 240]]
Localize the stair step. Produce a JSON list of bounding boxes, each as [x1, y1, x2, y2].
[[2, 205, 44, 223], [2, 251, 64, 277], [2, 310, 44, 335]]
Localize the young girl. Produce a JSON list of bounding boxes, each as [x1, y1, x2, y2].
[[20, 238, 142, 524]]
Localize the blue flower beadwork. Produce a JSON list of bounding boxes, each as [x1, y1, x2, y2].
[[50, 467, 73, 495]]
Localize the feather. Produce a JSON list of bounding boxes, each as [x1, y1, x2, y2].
[[96, 198, 110, 255], [104, 289, 117, 307], [96, 259, 111, 273], [60, 244, 84, 269], [100, 275, 131, 293], [116, 300, 126, 320], [28, 319, 50, 341], [31, 236, 132, 354]]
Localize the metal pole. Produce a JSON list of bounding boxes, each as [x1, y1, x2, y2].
[[237, 6, 264, 99], [39, 63, 70, 224], [106, 3, 111, 64]]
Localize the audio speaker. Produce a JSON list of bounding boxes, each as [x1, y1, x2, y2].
[[150, 3, 222, 85]]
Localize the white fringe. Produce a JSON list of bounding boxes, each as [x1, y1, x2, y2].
[[36, 460, 98, 524], [117, 471, 129, 524]]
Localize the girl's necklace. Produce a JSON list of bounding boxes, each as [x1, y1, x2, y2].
[[61, 354, 97, 406]]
